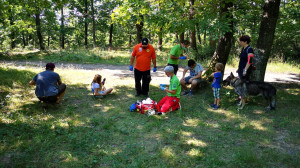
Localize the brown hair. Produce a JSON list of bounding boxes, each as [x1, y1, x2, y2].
[[215, 63, 224, 71], [92, 74, 102, 89]]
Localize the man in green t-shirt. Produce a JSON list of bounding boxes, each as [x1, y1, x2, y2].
[[167, 40, 190, 75], [156, 66, 181, 115]]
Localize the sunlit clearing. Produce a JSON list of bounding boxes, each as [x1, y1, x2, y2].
[[186, 138, 207, 147], [161, 147, 175, 158]]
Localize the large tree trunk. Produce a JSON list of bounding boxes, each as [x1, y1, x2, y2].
[[136, 16, 143, 43], [48, 36, 50, 47], [109, 23, 113, 49], [35, 12, 45, 50], [84, 0, 88, 49], [251, 0, 281, 81], [91, 0, 96, 48], [189, 0, 197, 51], [203, 0, 234, 78], [60, 6, 65, 49]]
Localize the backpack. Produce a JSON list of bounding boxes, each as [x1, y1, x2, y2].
[[246, 46, 260, 70]]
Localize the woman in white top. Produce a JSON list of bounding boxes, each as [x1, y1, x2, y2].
[[91, 74, 113, 96]]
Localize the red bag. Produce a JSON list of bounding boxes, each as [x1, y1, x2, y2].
[[135, 98, 157, 115]]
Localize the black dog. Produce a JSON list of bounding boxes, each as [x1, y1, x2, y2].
[[223, 72, 276, 111]]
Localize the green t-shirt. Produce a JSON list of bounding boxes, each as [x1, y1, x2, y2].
[[167, 45, 183, 65], [167, 75, 181, 98]]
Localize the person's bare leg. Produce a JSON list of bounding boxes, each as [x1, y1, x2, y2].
[[56, 89, 66, 103], [103, 88, 113, 95]]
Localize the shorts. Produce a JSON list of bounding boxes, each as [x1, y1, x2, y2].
[[185, 76, 201, 84], [213, 88, 220, 99], [37, 84, 66, 103]]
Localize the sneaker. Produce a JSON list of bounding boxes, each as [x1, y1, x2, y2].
[[213, 105, 219, 110], [188, 91, 193, 96], [157, 112, 166, 115], [183, 90, 189, 96], [210, 104, 216, 108]]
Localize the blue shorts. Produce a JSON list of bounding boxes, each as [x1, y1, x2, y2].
[[213, 88, 220, 99], [185, 76, 201, 84]]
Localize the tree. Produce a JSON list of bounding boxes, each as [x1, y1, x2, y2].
[[251, 0, 281, 81], [203, 0, 234, 78]]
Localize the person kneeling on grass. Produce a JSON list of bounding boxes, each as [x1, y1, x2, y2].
[[91, 74, 113, 96], [156, 66, 181, 115], [29, 63, 66, 104]]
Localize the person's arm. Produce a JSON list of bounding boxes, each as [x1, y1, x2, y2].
[[192, 71, 202, 79], [130, 56, 135, 66], [181, 68, 188, 80], [243, 52, 254, 75], [170, 55, 179, 59], [29, 80, 36, 85], [152, 58, 156, 68], [94, 88, 103, 96], [210, 72, 215, 77], [164, 87, 176, 94]]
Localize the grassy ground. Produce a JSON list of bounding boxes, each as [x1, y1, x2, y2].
[[0, 61, 299, 167]]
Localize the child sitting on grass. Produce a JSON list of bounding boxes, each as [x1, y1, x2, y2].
[[91, 74, 113, 96], [210, 63, 224, 110]]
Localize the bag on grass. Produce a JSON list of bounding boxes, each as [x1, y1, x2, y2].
[[130, 98, 157, 116]]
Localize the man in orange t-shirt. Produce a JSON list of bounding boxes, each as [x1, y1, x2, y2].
[[129, 38, 157, 97]]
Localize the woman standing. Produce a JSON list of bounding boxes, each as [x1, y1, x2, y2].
[[237, 35, 254, 81]]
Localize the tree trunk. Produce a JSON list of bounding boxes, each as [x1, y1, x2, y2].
[[251, 0, 281, 81], [35, 12, 45, 50], [158, 28, 163, 51], [203, 0, 234, 78], [91, 0, 96, 48], [129, 34, 132, 46], [196, 23, 201, 44], [22, 33, 26, 48], [203, 28, 207, 45], [189, 0, 197, 51], [179, 32, 184, 43], [84, 0, 88, 49], [60, 6, 65, 49], [8, 9, 16, 49], [136, 20, 143, 43], [109, 23, 113, 48], [48, 36, 50, 47]]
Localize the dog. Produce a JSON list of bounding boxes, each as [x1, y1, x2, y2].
[[223, 72, 276, 111]]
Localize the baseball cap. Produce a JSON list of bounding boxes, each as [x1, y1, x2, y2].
[[164, 66, 174, 73], [46, 63, 55, 70], [141, 38, 148, 45]]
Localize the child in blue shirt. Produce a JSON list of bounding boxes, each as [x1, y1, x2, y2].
[[210, 63, 224, 110]]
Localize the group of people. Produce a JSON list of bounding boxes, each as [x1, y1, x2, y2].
[[29, 35, 254, 114]]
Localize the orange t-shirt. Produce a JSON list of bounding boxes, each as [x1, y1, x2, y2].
[[131, 43, 156, 71]]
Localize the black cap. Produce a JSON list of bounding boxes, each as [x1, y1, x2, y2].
[[141, 38, 148, 45], [46, 63, 55, 70]]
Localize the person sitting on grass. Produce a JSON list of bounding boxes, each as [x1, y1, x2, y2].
[[210, 63, 224, 110], [29, 63, 66, 104], [180, 59, 203, 96], [91, 74, 113, 96], [156, 66, 181, 115]]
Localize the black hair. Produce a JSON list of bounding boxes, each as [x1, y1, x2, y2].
[[188, 59, 196, 67], [239, 35, 251, 44]]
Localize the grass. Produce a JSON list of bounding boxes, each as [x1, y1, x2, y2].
[[0, 62, 300, 167]]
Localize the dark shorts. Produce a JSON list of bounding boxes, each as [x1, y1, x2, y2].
[[38, 84, 66, 103], [185, 76, 201, 84]]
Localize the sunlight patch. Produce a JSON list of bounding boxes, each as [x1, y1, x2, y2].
[[181, 131, 193, 137], [183, 118, 199, 127], [161, 147, 175, 158], [186, 138, 207, 147], [187, 148, 204, 157]]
